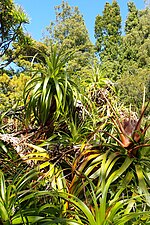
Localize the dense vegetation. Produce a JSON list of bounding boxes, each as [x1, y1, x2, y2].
[[0, 0, 150, 224]]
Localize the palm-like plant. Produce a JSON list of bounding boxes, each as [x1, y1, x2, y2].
[[24, 44, 78, 130], [0, 169, 39, 224], [0, 168, 70, 225], [61, 149, 150, 225], [85, 63, 112, 109], [66, 92, 150, 222]]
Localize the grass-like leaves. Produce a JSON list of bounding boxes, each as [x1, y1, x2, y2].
[[24, 44, 78, 127]]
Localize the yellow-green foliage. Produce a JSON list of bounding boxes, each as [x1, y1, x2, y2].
[[0, 73, 30, 112]]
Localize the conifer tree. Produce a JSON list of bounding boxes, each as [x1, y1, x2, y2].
[[94, 0, 122, 80], [125, 2, 139, 33], [123, 2, 150, 69], [117, 2, 150, 108]]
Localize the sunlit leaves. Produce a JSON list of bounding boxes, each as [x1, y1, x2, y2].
[[24, 44, 78, 126], [0, 72, 30, 112], [0, 0, 29, 68]]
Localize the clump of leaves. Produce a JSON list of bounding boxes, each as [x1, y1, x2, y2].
[[24, 44, 78, 131], [0, 72, 29, 112], [101, 90, 150, 158]]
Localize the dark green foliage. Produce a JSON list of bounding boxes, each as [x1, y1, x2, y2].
[[117, 3, 150, 108], [95, 0, 122, 80], [123, 2, 150, 68], [0, 0, 29, 68]]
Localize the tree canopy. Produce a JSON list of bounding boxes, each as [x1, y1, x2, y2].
[[0, 0, 30, 68], [95, 0, 122, 80], [117, 2, 150, 107], [44, 1, 95, 84]]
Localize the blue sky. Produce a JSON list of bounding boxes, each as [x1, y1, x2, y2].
[[14, 0, 145, 43]]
